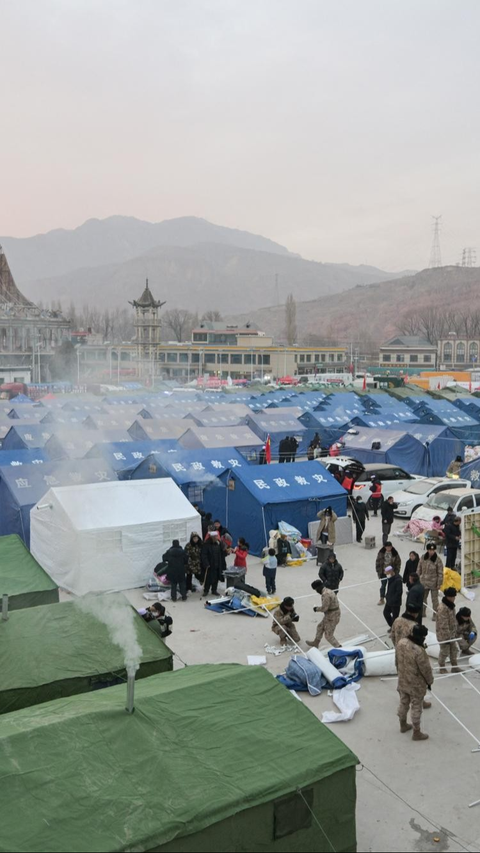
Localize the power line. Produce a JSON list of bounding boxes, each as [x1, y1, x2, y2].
[[429, 215, 443, 268]]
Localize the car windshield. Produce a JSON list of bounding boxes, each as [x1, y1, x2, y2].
[[425, 493, 458, 510], [404, 480, 437, 495]]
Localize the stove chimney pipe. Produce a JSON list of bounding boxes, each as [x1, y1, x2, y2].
[[2, 594, 8, 622], [126, 671, 135, 714]]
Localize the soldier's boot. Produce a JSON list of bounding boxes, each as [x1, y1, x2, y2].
[[412, 728, 429, 741], [432, 612, 437, 622], [439, 667, 447, 674], [399, 719, 412, 733], [452, 666, 464, 673], [423, 700, 432, 709], [306, 640, 318, 648]]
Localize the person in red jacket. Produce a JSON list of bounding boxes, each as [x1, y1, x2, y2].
[[369, 476, 383, 516], [233, 537, 249, 581]]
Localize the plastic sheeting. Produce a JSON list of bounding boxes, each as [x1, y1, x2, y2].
[[30, 478, 200, 595], [322, 683, 361, 723]]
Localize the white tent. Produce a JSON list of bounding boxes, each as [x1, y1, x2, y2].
[[30, 479, 200, 596]]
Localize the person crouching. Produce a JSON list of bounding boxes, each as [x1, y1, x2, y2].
[[271, 597, 300, 646]]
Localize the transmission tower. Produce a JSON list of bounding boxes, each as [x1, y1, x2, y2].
[[274, 273, 280, 306], [429, 215, 442, 268], [460, 247, 477, 267]]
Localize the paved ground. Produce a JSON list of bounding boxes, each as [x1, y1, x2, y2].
[[103, 515, 480, 852]]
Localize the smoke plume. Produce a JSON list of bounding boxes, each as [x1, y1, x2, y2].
[[76, 593, 142, 676]]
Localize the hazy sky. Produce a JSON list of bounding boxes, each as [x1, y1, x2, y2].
[[1, 0, 479, 270]]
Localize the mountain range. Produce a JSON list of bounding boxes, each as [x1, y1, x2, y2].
[[0, 216, 410, 315]]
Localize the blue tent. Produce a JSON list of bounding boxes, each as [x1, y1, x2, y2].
[[381, 423, 465, 477], [8, 394, 34, 404], [203, 462, 347, 555], [129, 447, 247, 506], [84, 440, 180, 477], [0, 459, 116, 544], [44, 431, 102, 461], [339, 427, 429, 474], [245, 413, 307, 458], [178, 426, 263, 460], [460, 458, 480, 486], [192, 413, 246, 427], [2, 425, 56, 451], [0, 449, 50, 468], [128, 418, 192, 441], [298, 410, 351, 449]]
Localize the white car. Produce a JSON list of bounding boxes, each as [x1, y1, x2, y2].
[[319, 458, 422, 502], [411, 488, 480, 525], [391, 478, 471, 518]]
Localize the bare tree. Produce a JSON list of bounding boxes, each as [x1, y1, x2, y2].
[[201, 310, 223, 322], [396, 310, 421, 336], [162, 308, 197, 342], [285, 293, 297, 346]]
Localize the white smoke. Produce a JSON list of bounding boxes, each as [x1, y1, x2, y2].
[[76, 593, 142, 677]]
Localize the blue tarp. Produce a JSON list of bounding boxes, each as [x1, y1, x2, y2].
[[339, 427, 429, 474], [203, 461, 347, 555], [0, 459, 116, 544]]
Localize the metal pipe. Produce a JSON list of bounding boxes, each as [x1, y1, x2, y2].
[[126, 672, 135, 714], [2, 594, 8, 621]]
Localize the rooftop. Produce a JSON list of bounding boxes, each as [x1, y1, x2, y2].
[[129, 279, 166, 310], [382, 335, 435, 348]]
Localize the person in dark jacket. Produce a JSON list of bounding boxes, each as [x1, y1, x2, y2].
[[318, 553, 344, 591], [403, 551, 420, 585], [442, 506, 455, 529], [259, 445, 267, 465], [201, 532, 226, 597], [375, 542, 402, 604], [352, 495, 369, 543], [381, 496, 399, 545], [201, 512, 212, 539], [276, 534, 291, 566], [289, 436, 299, 463], [444, 516, 461, 568], [384, 565, 403, 628], [406, 573, 425, 624], [185, 531, 203, 591], [278, 437, 287, 463], [163, 540, 188, 602]]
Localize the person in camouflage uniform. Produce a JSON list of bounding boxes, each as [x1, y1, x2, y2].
[[396, 624, 434, 741], [306, 580, 341, 648], [456, 606, 478, 656], [390, 605, 419, 646], [271, 597, 300, 645], [417, 543, 444, 619], [436, 587, 462, 673]]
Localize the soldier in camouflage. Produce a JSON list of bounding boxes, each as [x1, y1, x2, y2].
[[396, 624, 434, 741], [456, 607, 478, 655], [306, 580, 341, 648], [271, 597, 300, 645], [390, 605, 419, 646], [436, 587, 462, 673]]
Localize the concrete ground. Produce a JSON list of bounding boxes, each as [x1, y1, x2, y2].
[[111, 515, 480, 852]]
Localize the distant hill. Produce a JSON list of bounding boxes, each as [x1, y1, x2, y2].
[[18, 240, 411, 314], [0, 216, 293, 282], [226, 266, 480, 342]]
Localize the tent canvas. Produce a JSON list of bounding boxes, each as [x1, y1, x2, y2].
[[2, 424, 54, 450], [0, 459, 116, 545], [128, 418, 192, 441], [0, 534, 58, 610], [245, 413, 307, 456], [179, 425, 263, 457], [204, 461, 347, 555], [338, 426, 429, 474], [0, 596, 172, 715], [0, 664, 358, 853], [30, 478, 200, 595], [0, 448, 49, 467], [85, 439, 181, 477]]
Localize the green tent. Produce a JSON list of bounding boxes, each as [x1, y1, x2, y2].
[[0, 596, 172, 714], [0, 665, 358, 853], [0, 533, 58, 610]]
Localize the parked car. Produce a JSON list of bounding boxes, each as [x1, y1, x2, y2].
[[319, 458, 422, 501], [391, 478, 471, 518], [411, 488, 480, 525]]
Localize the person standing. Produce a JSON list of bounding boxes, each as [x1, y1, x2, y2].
[[444, 516, 461, 568], [396, 624, 433, 741], [318, 552, 344, 591], [163, 539, 188, 602], [316, 507, 337, 546], [342, 469, 355, 494], [446, 455, 463, 478], [352, 495, 369, 543], [442, 506, 455, 529], [201, 512, 212, 539], [375, 541, 401, 605], [406, 573, 425, 623], [369, 476, 383, 516], [307, 579, 341, 648], [381, 496, 398, 545], [383, 565, 403, 628], [271, 597, 300, 645], [290, 436, 299, 463], [276, 533, 291, 567], [456, 607, 478, 656], [185, 531, 203, 592], [262, 548, 278, 594], [232, 537, 249, 583], [436, 587, 462, 673], [417, 543, 444, 620], [278, 437, 287, 463], [390, 605, 420, 646], [259, 445, 267, 465], [403, 551, 420, 585], [201, 531, 226, 597]]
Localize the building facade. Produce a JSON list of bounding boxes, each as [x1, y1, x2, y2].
[[378, 336, 437, 370], [437, 333, 480, 370], [0, 247, 70, 383]]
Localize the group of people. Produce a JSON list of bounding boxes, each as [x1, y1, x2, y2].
[[278, 435, 299, 463]]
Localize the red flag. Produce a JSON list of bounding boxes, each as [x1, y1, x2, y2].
[[469, 380, 473, 393], [265, 434, 272, 464], [437, 382, 441, 390], [362, 373, 367, 391]]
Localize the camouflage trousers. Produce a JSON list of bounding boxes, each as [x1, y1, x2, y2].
[[438, 641, 458, 668], [313, 611, 341, 647], [273, 623, 301, 645], [397, 689, 425, 728], [423, 588, 439, 616]]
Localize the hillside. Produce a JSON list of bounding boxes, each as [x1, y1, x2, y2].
[[19, 241, 409, 315], [227, 266, 480, 342], [0, 215, 292, 282]]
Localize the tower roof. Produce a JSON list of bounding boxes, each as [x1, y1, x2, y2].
[[129, 279, 165, 310], [0, 246, 32, 306]]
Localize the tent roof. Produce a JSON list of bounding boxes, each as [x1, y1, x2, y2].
[[0, 534, 57, 596], [247, 413, 305, 432], [41, 478, 198, 529], [0, 596, 171, 698], [132, 447, 247, 484], [85, 440, 180, 470], [0, 449, 49, 467], [180, 425, 263, 448], [0, 459, 116, 506], [220, 460, 346, 505], [0, 664, 358, 853]]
